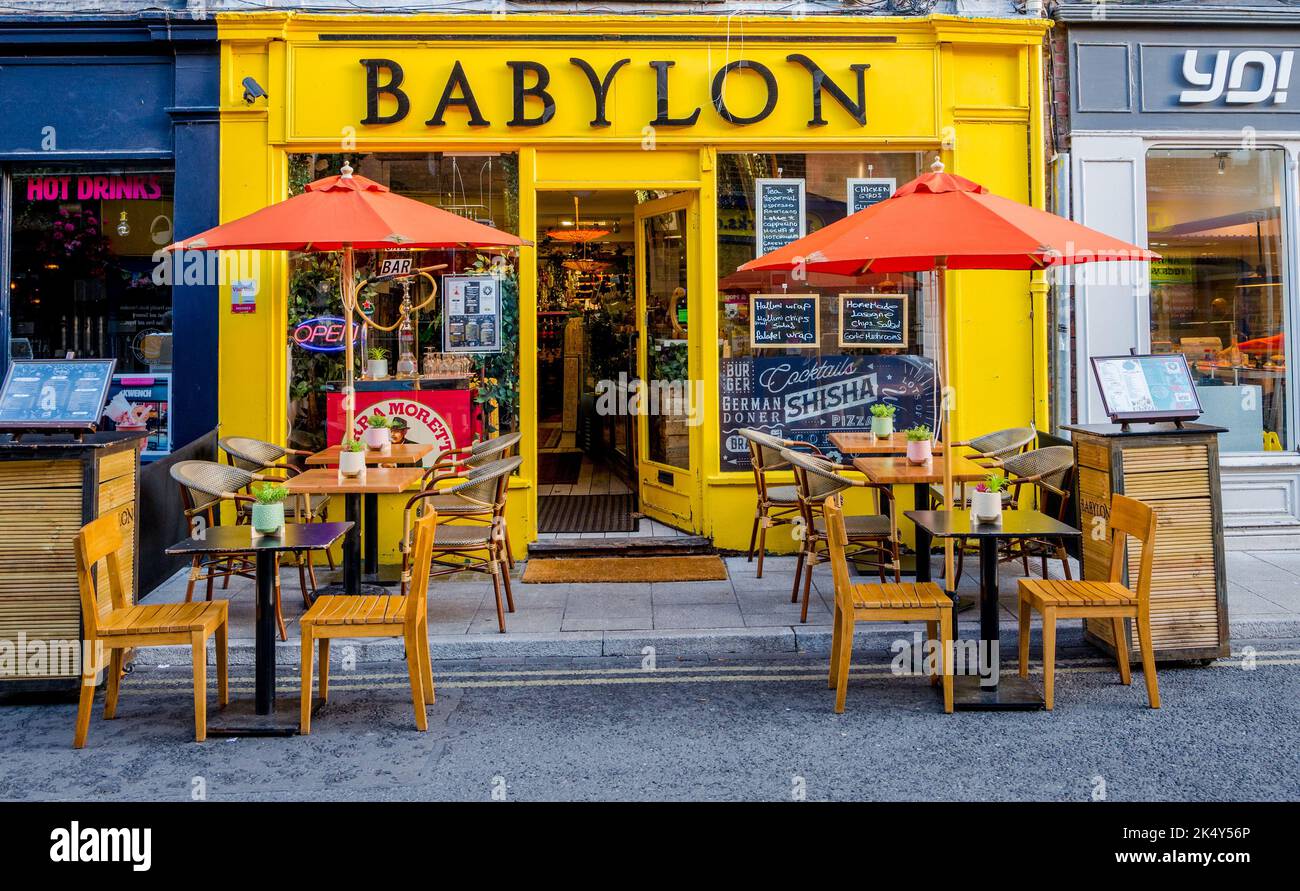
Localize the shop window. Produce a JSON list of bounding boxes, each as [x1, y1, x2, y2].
[[716, 151, 936, 471], [286, 153, 520, 455], [8, 166, 176, 454], [1146, 148, 1290, 452]]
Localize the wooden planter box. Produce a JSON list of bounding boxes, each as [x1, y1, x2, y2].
[[1065, 423, 1229, 663], [0, 433, 144, 691]]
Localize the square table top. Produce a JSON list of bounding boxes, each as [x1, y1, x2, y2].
[[304, 443, 434, 466], [829, 431, 944, 456], [905, 509, 1081, 540], [852, 454, 988, 486], [283, 467, 425, 495], [166, 521, 353, 556]]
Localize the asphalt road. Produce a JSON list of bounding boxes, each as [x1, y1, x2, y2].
[[1, 630, 1296, 802]]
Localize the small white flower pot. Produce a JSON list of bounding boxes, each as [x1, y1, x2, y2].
[[367, 358, 388, 379], [251, 503, 284, 536], [971, 491, 1003, 524], [871, 416, 894, 437], [363, 426, 390, 451], [339, 450, 366, 478], [906, 439, 932, 465]]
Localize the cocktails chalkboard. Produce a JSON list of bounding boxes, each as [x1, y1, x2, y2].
[[0, 358, 116, 433], [838, 294, 908, 348], [750, 294, 820, 350], [754, 178, 806, 256]]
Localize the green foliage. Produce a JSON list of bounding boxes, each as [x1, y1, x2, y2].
[[254, 483, 288, 505], [869, 403, 897, 418], [367, 413, 391, 429], [341, 438, 366, 453], [366, 346, 389, 361], [466, 254, 520, 436], [904, 425, 932, 442], [649, 340, 689, 383], [978, 473, 1010, 494]]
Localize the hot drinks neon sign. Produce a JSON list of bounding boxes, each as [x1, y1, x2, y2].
[[293, 316, 360, 352], [25, 175, 165, 202]]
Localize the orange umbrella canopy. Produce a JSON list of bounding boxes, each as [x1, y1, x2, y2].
[[740, 167, 1156, 275], [169, 169, 527, 252]]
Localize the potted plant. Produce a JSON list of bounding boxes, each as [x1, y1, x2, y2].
[[251, 483, 288, 535], [904, 425, 933, 465], [971, 473, 1009, 524], [366, 346, 389, 380], [339, 437, 367, 478], [869, 403, 897, 437], [363, 412, 391, 451]]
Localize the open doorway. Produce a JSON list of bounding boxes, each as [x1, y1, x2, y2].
[[535, 188, 694, 538]]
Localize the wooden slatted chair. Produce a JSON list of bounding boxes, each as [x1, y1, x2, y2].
[[782, 448, 899, 624], [823, 496, 953, 714], [739, 429, 821, 578], [1017, 494, 1160, 710], [299, 513, 437, 733], [74, 513, 229, 747]]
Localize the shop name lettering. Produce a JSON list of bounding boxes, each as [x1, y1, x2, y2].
[[1179, 48, 1294, 105], [26, 175, 165, 202], [360, 56, 870, 128]]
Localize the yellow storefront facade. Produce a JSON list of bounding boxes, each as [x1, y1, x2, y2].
[[215, 12, 1051, 560]]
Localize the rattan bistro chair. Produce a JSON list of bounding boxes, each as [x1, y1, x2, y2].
[[401, 456, 521, 633], [739, 429, 823, 578], [783, 449, 899, 623], [399, 455, 520, 583], [170, 460, 315, 640], [417, 432, 522, 567], [930, 425, 1036, 509]]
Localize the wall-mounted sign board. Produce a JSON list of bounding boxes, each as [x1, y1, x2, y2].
[[750, 293, 820, 350], [443, 274, 502, 354], [838, 293, 907, 348], [1091, 353, 1203, 425], [754, 178, 806, 256], [0, 359, 116, 433], [846, 177, 896, 214]]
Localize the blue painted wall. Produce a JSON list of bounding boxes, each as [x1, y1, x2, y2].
[[0, 16, 220, 449]]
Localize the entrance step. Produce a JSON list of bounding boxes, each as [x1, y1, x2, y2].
[[527, 535, 714, 559]]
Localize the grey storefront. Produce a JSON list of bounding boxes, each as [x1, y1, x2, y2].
[[1055, 2, 1300, 547]]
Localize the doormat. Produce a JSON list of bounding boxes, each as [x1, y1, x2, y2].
[[539, 452, 583, 486], [522, 555, 728, 584], [539, 424, 562, 450], [538, 493, 636, 533]]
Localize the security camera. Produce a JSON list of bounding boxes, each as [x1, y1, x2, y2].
[[242, 77, 269, 105]]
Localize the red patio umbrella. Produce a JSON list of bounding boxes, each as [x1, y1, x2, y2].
[[169, 162, 527, 435], [740, 158, 1157, 589]]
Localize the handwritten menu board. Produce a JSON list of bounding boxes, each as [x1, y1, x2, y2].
[[0, 359, 116, 430], [442, 274, 502, 354], [846, 178, 896, 214], [754, 178, 806, 256], [750, 294, 820, 350], [1091, 354, 1203, 422], [838, 294, 908, 348]]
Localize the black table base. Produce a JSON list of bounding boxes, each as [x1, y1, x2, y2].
[[207, 697, 326, 737], [948, 675, 1045, 711]]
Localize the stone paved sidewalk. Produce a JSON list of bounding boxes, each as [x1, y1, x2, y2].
[[142, 546, 1300, 661]]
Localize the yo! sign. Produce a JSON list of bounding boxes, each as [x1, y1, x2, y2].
[[292, 316, 359, 352]]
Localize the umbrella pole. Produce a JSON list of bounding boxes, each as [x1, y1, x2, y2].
[[937, 259, 955, 594], [342, 245, 356, 439]]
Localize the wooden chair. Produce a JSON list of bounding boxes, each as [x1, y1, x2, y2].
[[402, 456, 521, 633], [171, 459, 316, 640], [300, 513, 436, 733], [738, 429, 820, 578], [74, 513, 229, 747], [823, 496, 953, 714], [783, 448, 899, 624], [1018, 494, 1160, 711]]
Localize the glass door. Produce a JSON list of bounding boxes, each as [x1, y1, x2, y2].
[[634, 192, 698, 529]]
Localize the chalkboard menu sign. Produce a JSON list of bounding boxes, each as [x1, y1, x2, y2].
[[838, 293, 908, 348], [754, 178, 806, 255], [846, 177, 896, 214], [720, 354, 937, 471], [0, 359, 116, 432], [443, 274, 502, 354], [1091, 353, 1203, 424], [750, 294, 820, 350]]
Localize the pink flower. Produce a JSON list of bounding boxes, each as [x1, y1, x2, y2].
[[975, 483, 989, 493]]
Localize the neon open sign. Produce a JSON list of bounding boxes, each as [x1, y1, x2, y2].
[[292, 316, 359, 353]]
